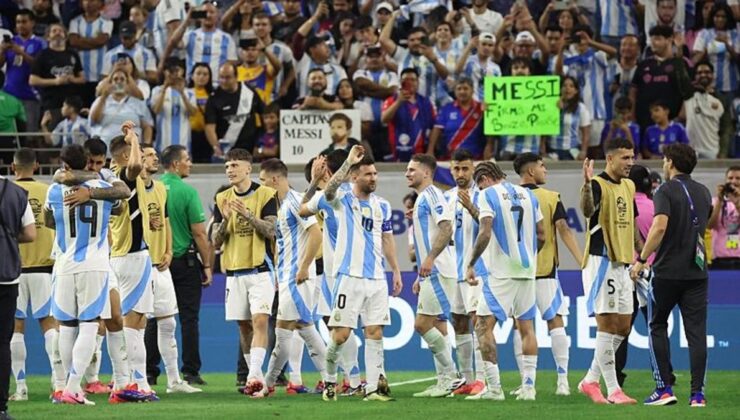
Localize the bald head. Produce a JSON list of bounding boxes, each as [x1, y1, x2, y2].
[[218, 63, 238, 91]]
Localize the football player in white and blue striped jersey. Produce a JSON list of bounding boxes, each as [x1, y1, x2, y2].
[[405, 154, 459, 398], [68, 0, 113, 84], [321, 146, 402, 402], [464, 161, 544, 402]]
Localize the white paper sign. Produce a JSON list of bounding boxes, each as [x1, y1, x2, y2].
[[279, 109, 362, 164]]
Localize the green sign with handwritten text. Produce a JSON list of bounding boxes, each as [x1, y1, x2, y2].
[[483, 76, 561, 136]]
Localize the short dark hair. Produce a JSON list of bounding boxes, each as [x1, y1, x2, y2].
[[260, 158, 288, 177], [307, 67, 326, 78], [326, 149, 348, 173], [16, 9, 36, 21], [649, 99, 669, 111], [161, 145, 188, 167], [164, 57, 184, 73], [572, 24, 593, 38], [63, 96, 83, 113], [545, 25, 562, 34], [649, 24, 674, 38], [629, 165, 652, 196], [13, 148, 36, 167], [304, 158, 315, 183], [474, 161, 506, 183], [263, 102, 280, 116], [351, 155, 376, 172], [693, 60, 714, 76], [328, 112, 352, 130], [614, 96, 632, 111], [510, 56, 532, 72], [726, 165, 740, 174], [251, 11, 271, 24], [225, 148, 253, 163], [84, 137, 108, 157], [60, 144, 88, 170], [451, 149, 473, 162], [513, 152, 542, 175], [400, 67, 419, 78], [410, 153, 437, 172], [109, 135, 129, 157], [408, 27, 427, 37], [605, 137, 634, 153], [663, 143, 697, 174]]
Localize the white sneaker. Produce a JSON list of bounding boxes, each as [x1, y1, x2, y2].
[[9, 389, 28, 401], [556, 380, 570, 396], [413, 384, 438, 398], [509, 385, 521, 396], [427, 378, 454, 398], [465, 386, 504, 401], [516, 385, 536, 401], [167, 381, 203, 394]]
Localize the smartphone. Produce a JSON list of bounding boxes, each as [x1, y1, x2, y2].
[[191, 10, 208, 19], [552, 0, 569, 11], [2, 34, 10, 43], [116, 52, 128, 61], [421, 36, 433, 47], [184, 1, 190, 11], [471, 27, 480, 37]]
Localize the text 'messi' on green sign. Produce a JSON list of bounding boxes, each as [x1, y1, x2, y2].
[[483, 76, 561, 136]]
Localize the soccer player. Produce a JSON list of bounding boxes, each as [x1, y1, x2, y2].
[[321, 146, 403, 402], [139, 145, 201, 394], [405, 154, 459, 398], [211, 149, 278, 396], [44, 144, 121, 405], [9, 149, 65, 401], [513, 153, 584, 396], [257, 158, 330, 398], [299, 150, 363, 395], [443, 149, 486, 396], [464, 161, 544, 401], [578, 137, 639, 405]]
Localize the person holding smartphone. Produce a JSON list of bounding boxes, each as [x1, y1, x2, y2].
[[102, 21, 158, 84]]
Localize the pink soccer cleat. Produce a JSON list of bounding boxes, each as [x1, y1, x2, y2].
[[608, 389, 637, 405], [84, 381, 109, 394], [61, 391, 96, 405], [578, 380, 608, 404]]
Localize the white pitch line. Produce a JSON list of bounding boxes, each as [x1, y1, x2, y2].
[[389, 377, 437, 387]]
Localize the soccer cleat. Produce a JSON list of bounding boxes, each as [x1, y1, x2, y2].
[[286, 382, 311, 395], [450, 376, 466, 392], [341, 384, 366, 397], [251, 386, 275, 399], [242, 379, 265, 397], [689, 392, 706, 407], [61, 391, 96, 405], [578, 380, 608, 404], [607, 389, 637, 405], [509, 385, 521, 396], [644, 387, 678, 406], [51, 390, 64, 404], [377, 374, 390, 396], [452, 383, 477, 395], [109, 384, 150, 404], [556, 380, 571, 396], [340, 379, 351, 393], [465, 386, 504, 401], [427, 382, 453, 398], [516, 386, 536, 401], [364, 390, 394, 402], [468, 380, 486, 395], [313, 381, 325, 394], [413, 384, 438, 398], [9, 389, 28, 401], [235, 377, 247, 387], [143, 389, 160, 402], [84, 381, 109, 394], [167, 381, 203, 394], [322, 382, 338, 401]]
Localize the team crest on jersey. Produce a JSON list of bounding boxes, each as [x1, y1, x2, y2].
[[435, 204, 445, 215], [450, 112, 458, 120]]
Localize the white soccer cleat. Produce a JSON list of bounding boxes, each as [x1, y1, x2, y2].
[[167, 381, 203, 394], [465, 386, 505, 401], [556, 380, 570, 396], [412, 384, 438, 398], [9, 389, 28, 401], [509, 385, 521, 396], [427, 381, 453, 398], [516, 385, 536, 401]]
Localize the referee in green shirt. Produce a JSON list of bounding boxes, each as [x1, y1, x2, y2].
[[145, 145, 212, 386]]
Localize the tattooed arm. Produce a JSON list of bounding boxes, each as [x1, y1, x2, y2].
[[53, 169, 98, 186], [248, 214, 277, 240], [580, 159, 596, 218], [464, 216, 492, 285], [325, 145, 365, 202], [418, 220, 453, 277]]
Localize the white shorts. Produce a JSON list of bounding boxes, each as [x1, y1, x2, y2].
[[277, 277, 317, 323], [477, 276, 536, 321], [225, 271, 275, 321], [417, 274, 457, 318], [152, 268, 179, 318], [51, 271, 110, 321], [535, 277, 569, 321], [315, 274, 334, 318], [16, 272, 53, 319], [582, 255, 634, 316], [451, 278, 482, 315], [328, 275, 390, 329], [101, 269, 120, 320], [110, 251, 154, 315]]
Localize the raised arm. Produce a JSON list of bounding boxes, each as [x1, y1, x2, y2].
[[580, 159, 596, 218], [324, 145, 364, 201], [379, 10, 399, 55], [299, 156, 326, 216]]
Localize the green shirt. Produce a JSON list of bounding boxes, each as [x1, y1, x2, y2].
[[0, 91, 26, 134], [160, 172, 206, 257]]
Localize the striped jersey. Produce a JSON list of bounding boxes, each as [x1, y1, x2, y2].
[[478, 182, 543, 279], [149, 85, 196, 152], [412, 184, 456, 278], [328, 189, 393, 280], [598, 0, 639, 37], [276, 189, 317, 283], [52, 117, 91, 146], [564, 48, 611, 120], [433, 45, 461, 107], [692, 28, 740, 92], [501, 135, 540, 155], [305, 183, 352, 277], [462, 55, 502, 102], [392, 46, 444, 104], [102, 44, 157, 77], [45, 179, 117, 274], [184, 28, 237, 86], [353, 68, 399, 125], [152, 0, 185, 59], [550, 102, 591, 151], [260, 40, 295, 102], [68, 15, 114, 82], [444, 185, 487, 280], [295, 56, 347, 98]]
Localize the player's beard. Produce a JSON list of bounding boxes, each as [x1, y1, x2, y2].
[[456, 178, 469, 188]]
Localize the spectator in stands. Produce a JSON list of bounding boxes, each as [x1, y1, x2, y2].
[[253, 102, 279, 161], [427, 20, 461, 107], [68, 0, 113, 106], [427, 77, 491, 160], [686, 61, 724, 159], [292, 30, 348, 98], [0, 10, 46, 133], [333, 11, 363, 70], [40, 95, 90, 146], [188, 63, 213, 163], [499, 57, 541, 160], [321, 112, 361, 155], [221, 0, 256, 40], [29, 23, 85, 126], [692, 2, 738, 159], [0, 70, 26, 136], [144, 0, 184, 60], [335, 78, 372, 140], [381, 67, 435, 162], [250, 12, 297, 108], [292, 68, 342, 110], [602, 96, 641, 157], [686, 0, 713, 51], [549, 76, 591, 161], [95, 53, 149, 100], [538, 3, 590, 40], [89, 68, 153, 146], [31, 0, 60, 38], [205, 63, 264, 157], [708, 166, 740, 270], [102, 21, 158, 84], [150, 58, 197, 153], [543, 25, 564, 74], [236, 36, 281, 105], [643, 100, 689, 158], [129, 4, 155, 53], [468, 0, 504, 34], [608, 35, 640, 107], [597, 0, 639, 48], [272, 0, 306, 45], [499, 10, 550, 76], [456, 32, 501, 103]]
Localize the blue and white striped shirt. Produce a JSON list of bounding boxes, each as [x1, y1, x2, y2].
[[392, 46, 445, 105], [501, 135, 540, 155], [149, 86, 196, 152], [413, 184, 456, 278], [152, 0, 185, 59], [692, 28, 740, 92], [102, 44, 157, 77], [598, 0, 639, 38], [305, 183, 352, 277], [353, 68, 399, 125], [550, 102, 592, 151], [52, 117, 91, 146], [444, 185, 487, 280], [184, 28, 237, 87], [564, 48, 612, 120], [68, 15, 114, 82], [276, 189, 318, 284], [462, 55, 502, 102]]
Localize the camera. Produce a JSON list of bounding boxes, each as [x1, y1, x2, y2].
[[723, 182, 736, 197], [2, 34, 10, 43], [191, 10, 208, 19]]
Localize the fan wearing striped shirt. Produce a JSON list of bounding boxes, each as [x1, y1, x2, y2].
[[40, 96, 90, 147]]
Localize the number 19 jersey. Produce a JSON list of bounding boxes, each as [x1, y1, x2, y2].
[[45, 180, 117, 275], [478, 182, 543, 279]]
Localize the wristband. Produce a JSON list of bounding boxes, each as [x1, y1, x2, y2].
[[636, 256, 647, 264], [202, 265, 211, 269]]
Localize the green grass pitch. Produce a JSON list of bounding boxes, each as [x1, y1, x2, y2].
[[5, 371, 733, 419]]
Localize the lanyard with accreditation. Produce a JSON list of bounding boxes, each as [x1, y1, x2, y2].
[[675, 179, 706, 269]]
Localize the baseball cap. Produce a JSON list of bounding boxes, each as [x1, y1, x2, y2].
[[376, 2, 393, 13], [515, 31, 535, 44], [479, 32, 496, 44], [305, 33, 330, 49], [119, 21, 136, 38]]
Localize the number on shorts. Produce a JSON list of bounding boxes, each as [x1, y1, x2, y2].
[[68, 202, 99, 238], [511, 205, 524, 243], [337, 294, 347, 309], [607, 279, 615, 295]]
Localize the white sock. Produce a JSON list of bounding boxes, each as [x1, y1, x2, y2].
[[521, 355, 537, 388], [364, 339, 384, 394], [84, 333, 104, 383], [297, 326, 328, 382], [66, 322, 98, 394], [595, 331, 619, 395], [10, 333, 26, 390], [473, 333, 485, 382], [550, 327, 569, 381], [157, 317, 181, 387], [58, 325, 78, 376], [483, 361, 501, 388], [422, 329, 455, 377], [584, 357, 601, 383], [243, 353, 251, 370], [49, 329, 66, 391], [248, 347, 267, 380], [265, 328, 293, 387], [288, 332, 304, 385], [340, 332, 361, 387], [124, 327, 149, 391], [513, 328, 524, 380], [107, 329, 130, 390], [455, 334, 474, 384], [325, 340, 344, 384]]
